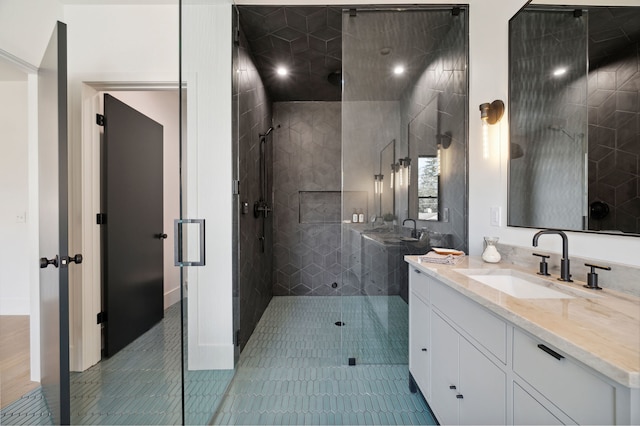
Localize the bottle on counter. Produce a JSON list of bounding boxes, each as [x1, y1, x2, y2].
[[358, 209, 365, 223], [482, 236, 501, 263], [352, 209, 358, 223]]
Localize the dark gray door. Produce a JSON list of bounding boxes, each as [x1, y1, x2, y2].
[[103, 94, 164, 357], [38, 21, 71, 425]]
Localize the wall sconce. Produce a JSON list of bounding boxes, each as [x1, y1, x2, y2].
[[374, 174, 384, 194], [390, 163, 398, 189], [399, 157, 411, 187], [479, 100, 504, 159]]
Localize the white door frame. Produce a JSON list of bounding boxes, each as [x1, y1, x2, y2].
[[72, 79, 180, 371]]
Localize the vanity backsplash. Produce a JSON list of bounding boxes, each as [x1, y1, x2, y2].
[[496, 243, 640, 297]]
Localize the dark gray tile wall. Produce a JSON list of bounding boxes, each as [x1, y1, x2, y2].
[[272, 102, 343, 296], [235, 26, 273, 350], [399, 10, 468, 253], [587, 8, 640, 234]]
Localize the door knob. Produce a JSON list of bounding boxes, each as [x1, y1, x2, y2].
[[67, 254, 83, 264], [40, 255, 59, 269], [158, 233, 168, 239]]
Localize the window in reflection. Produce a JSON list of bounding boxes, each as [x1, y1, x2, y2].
[[418, 156, 440, 221]]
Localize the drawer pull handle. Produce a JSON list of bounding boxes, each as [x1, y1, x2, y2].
[[414, 269, 421, 274], [449, 385, 457, 390], [421, 348, 427, 352], [537, 344, 564, 360], [456, 394, 464, 399]]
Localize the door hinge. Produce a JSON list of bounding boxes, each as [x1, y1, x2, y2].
[[96, 114, 105, 126], [233, 27, 240, 45], [97, 311, 107, 324], [232, 180, 240, 195], [234, 329, 240, 347], [96, 213, 106, 225]]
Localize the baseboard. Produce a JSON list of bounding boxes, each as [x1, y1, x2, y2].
[[164, 286, 181, 309]]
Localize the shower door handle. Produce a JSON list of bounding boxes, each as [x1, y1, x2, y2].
[[174, 219, 206, 266]]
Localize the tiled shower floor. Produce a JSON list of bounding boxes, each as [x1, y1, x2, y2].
[[1, 296, 436, 425], [212, 296, 436, 425]]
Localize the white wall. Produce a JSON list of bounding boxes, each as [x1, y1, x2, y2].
[[182, 0, 235, 370], [0, 81, 30, 314], [0, 0, 63, 68]]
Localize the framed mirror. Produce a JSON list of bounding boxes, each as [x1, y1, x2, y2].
[[508, 4, 640, 236]]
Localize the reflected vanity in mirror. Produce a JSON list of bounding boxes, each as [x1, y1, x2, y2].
[[509, 4, 640, 236]]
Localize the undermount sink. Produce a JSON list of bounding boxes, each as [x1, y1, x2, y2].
[[454, 269, 575, 299]]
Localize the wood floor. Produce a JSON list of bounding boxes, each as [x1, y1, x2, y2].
[[0, 315, 39, 409]]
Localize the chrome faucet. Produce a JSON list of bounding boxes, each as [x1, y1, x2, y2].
[[403, 218, 417, 238], [532, 230, 572, 282]]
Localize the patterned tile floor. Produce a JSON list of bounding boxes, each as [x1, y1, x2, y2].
[[212, 296, 436, 425], [1, 295, 436, 425], [1, 302, 233, 425]]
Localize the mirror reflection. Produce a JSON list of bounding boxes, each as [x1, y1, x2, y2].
[[378, 139, 396, 219], [509, 5, 640, 235], [408, 94, 451, 222]]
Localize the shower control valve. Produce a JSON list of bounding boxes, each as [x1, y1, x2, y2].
[[253, 200, 272, 218]]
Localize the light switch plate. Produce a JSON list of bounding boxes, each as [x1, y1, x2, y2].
[[490, 206, 501, 226]]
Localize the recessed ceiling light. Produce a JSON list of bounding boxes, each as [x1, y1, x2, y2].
[[553, 67, 567, 77], [277, 67, 288, 76], [393, 65, 405, 75]]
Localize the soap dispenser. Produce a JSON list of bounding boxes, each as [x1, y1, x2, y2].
[[358, 209, 365, 223], [482, 237, 501, 263], [352, 209, 358, 223]]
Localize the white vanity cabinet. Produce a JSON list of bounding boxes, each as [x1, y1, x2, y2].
[[406, 260, 639, 425], [512, 382, 564, 425], [408, 268, 431, 399], [409, 267, 507, 425], [431, 311, 507, 425]]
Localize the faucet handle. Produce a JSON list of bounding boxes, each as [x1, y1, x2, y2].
[[532, 253, 550, 276], [584, 263, 611, 290]]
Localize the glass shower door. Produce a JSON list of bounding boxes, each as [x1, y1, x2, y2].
[[340, 6, 468, 366], [340, 8, 411, 366]]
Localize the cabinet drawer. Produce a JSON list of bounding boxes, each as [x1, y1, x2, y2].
[[431, 279, 507, 363], [513, 382, 563, 425], [409, 267, 430, 303], [513, 328, 615, 425]]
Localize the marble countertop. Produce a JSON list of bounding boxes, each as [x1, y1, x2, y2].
[[405, 255, 640, 389], [345, 223, 426, 247]]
